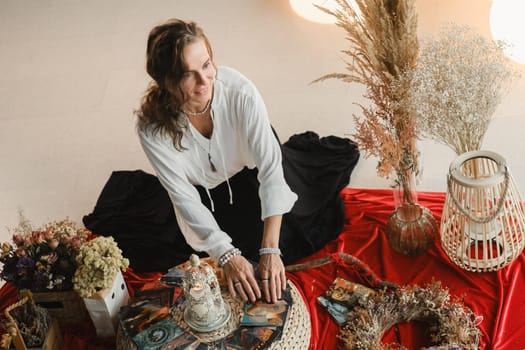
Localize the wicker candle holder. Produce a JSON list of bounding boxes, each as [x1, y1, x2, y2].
[[441, 150, 525, 272]]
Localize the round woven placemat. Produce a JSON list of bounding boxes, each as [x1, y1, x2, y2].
[[117, 281, 310, 349], [268, 281, 311, 350]]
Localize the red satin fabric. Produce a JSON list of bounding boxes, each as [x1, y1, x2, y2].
[[289, 188, 525, 350], [1, 188, 524, 349]]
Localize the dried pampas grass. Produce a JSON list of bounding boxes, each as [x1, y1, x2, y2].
[[314, 0, 420, 184]]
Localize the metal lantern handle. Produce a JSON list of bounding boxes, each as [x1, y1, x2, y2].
[[446, 150, 510, 224]]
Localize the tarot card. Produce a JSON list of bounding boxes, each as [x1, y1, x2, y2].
[[134, 286, 176, 307], [223, 326, 280, 350], [324, 277, 375, 308], [160, 332, 200, 350], [160, 267, 185, 287], [240, 298, 289, 327], [132, 317, 184, 350], [182, 340, 222, 350], [120, 298, 171, 338], [317, 295, 349, 325], [280, 287, 293, 304]]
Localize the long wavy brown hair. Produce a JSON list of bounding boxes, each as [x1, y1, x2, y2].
[[136, 19, 214, 150]]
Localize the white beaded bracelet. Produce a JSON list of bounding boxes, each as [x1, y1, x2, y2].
[[258, 247, 282, 256], [218, 248, 241, 267]]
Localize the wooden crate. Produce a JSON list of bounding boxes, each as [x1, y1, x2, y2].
[[5, 319, 62, 350], [32, 319, 62, 350], [3, 292, 63, 350], [31, 290, 89, 328]]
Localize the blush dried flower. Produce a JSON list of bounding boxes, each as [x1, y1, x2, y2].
[[0, 213, 89, 292], [314, 0, 420, 202]]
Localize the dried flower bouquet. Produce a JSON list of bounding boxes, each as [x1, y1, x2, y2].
[[1, 214, 89, 292], [72, 236, 129, 298], [315, 0, 420, 203], [409, 24, 521, 155]]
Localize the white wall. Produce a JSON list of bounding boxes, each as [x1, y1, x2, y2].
[[1, 0, 524, 242]]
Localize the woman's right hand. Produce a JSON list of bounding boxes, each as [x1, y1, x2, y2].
[[223, 254, 261, 303]]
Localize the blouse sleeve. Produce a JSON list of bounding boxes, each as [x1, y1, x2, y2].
[[237, 82, 298, 219], [138, 128, 234, 262]]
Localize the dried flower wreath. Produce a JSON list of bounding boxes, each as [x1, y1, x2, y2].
[[338, 281, 481, 349]]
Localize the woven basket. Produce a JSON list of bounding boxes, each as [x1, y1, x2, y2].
[[30, 290, 89, 328]]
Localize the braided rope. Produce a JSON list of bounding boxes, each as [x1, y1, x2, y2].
[[4, 292, 51, 347], [4, 296, 29, 327], [446, 166, 510, 224]]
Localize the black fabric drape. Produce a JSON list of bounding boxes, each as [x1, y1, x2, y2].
[[280, 131, 360, 263], [83, 131, 360, 271], [82, 170, 195, 272]]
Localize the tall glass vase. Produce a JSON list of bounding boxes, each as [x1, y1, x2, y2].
[[386, 170, 438, 256]]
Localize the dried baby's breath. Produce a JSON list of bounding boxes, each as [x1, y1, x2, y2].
[[72, 236, 129, 298], [409, 24, 520, 155]]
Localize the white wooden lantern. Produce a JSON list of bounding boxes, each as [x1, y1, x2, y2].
[[441, 150, 525, 272], [83, 271, 130, 338]]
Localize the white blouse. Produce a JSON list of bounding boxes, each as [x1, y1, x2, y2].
[[138, 66, 297, 262]]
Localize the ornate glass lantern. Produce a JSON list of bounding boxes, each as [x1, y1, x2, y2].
[[182, 254, 230, 332]]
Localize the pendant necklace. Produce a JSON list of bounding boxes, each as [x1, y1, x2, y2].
[[188, 125, 217, 173], [206, 141, 217, 172], [183, 101, 217, 172]]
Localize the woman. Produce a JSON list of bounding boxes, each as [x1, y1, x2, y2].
[[136, 19, 360, 306], [136, 19, 296, 304]]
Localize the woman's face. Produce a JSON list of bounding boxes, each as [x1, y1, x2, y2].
[[180, 39, 216, 108]]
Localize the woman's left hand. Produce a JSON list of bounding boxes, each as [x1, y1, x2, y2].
[[258, 253, 287, 303]]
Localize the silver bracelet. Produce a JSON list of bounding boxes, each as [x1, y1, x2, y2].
[[218, 248, 241, 267], [258, 247, 282, 256]]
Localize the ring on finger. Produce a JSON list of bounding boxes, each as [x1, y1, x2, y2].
[[234, 281, 242, 286], [261, 278, 269, 283]]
